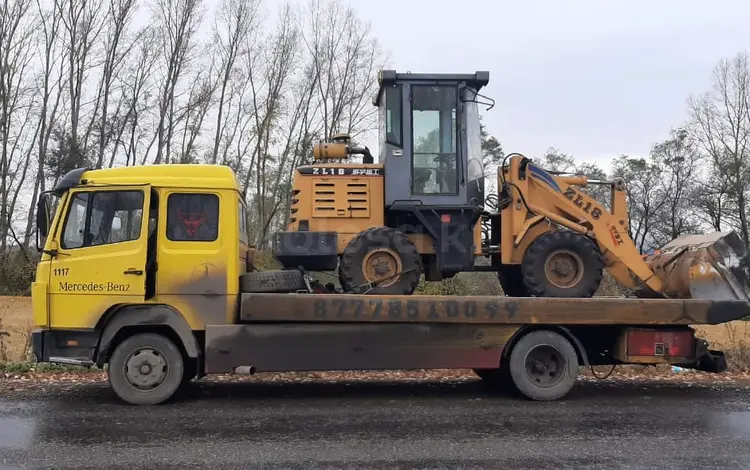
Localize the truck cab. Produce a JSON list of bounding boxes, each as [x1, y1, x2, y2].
[[32, 164, 249, 373]]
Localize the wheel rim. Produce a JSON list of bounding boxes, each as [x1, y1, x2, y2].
[[523, 344, 566, 388], [362, 247, 402, 287], [544, 249, 584, 289], [124, 346, 169, 391]]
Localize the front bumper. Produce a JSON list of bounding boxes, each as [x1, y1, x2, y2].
[[31, 329, 99, 367]]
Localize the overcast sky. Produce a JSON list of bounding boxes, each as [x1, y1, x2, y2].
[[335, 0, 750, 171]]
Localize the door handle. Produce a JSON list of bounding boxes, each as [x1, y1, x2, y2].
[[123, 269, 144, 275]]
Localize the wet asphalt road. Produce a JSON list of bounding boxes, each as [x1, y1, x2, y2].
[[1, 378, 750, 469]]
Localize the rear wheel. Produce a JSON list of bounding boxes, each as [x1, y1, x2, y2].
[[108, 333, 185, 405], [507, 330, 579, 401], [521, 230, 603, 297], [339, 227, 422, 295]]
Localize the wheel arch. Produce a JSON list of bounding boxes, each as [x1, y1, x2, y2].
[[94, 304, 201, 367], [501, 324, 590, 367]]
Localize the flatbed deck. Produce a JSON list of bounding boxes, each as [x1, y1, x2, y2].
[[239, 293, 750, 325]]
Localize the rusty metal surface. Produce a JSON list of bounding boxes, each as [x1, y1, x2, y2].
[[238, 293, 750, 326], [204, 323, 515, 374]]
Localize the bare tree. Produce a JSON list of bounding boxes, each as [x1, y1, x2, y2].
[[92, 0, 138, 168], [648, 128, 702, 246], [0, 0, 38, 251], [153, 0, 203, 164], [56, 0, 104, 151], [176, 63, 218, 163], [210, 0, 260, 164], [299, 0, 384, 141], [119, 25, 159, 167], [23, 0, 67, 248], [245, 4, 301, 244], [610, 155, 666, 252], [688, 50, 750, 249]]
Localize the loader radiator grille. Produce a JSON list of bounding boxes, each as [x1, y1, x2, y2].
[[312, 179, 370, 218]]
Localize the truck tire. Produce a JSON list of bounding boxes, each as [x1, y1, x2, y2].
[[339, 226, 422, 295], [240, 270, 307, 293], [507, 330, 579, 401], [521, 230, 603, 298], [108, 332, 185, 406]]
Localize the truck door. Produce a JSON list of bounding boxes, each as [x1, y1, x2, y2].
[[47, 185, 151, 329]]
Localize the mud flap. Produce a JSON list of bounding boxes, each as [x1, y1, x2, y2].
[[689, 339, 728, 373]]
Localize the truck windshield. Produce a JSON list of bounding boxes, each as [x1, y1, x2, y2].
[[410, 85, 458, 196]]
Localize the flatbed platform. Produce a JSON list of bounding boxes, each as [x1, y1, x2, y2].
[[239, 293, 750, 325]]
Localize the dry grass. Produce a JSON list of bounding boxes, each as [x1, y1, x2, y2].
[[0, 296, 33, 363], [694, 322, 750, 373]]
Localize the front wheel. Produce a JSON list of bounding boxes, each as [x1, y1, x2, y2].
[[521, 230, 603, 298], [108, 332, 185, 405]]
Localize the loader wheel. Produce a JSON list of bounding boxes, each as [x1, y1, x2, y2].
[[521, 230, 603, 298], [240, 269, 307, 293], [339, 227, 422, 295]]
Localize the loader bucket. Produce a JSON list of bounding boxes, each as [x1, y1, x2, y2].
[[639, 231, 750, 302]]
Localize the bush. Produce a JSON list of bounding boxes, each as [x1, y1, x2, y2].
[[0, 250, 39, 296]]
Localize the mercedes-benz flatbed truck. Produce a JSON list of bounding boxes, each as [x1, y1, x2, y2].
[[28, 164, 749, 405]]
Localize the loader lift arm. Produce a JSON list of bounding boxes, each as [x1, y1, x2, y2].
[[501, 155, 665, 295]]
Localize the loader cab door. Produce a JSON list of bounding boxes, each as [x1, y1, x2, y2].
[[47, 185, 151, 329], [380, 79, 483, 209], [410, 84, 459, 198]]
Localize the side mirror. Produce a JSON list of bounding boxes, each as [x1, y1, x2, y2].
[[35, 193, 51, 252]]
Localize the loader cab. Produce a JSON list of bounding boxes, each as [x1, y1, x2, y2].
[[373, 70, 489, 209]]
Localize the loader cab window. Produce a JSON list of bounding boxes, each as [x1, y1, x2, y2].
[[385, 85, 402, 147], [411, 85, 458, 195], [378, 85, 403, 160], [61, 190, 145, 249]]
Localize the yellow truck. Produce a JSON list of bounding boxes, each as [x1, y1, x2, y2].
[[29, 70, 750, 405]]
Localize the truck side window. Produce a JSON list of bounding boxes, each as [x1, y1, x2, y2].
[[61, 190, 145, 249], [167, 193, 219, 242]]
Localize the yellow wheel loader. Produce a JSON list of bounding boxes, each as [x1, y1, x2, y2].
[[273, 70, 750, 301]]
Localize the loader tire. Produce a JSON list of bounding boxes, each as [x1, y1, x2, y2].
[[339, 226, 422, 295], [240, 269, 307, 293], [521, 230, 603, 298]]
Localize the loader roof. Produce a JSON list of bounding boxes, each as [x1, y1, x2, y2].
[[373, 69, 490, 106], [53, 164, 242, 196]]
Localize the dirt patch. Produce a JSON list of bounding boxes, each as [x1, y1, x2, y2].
[[0, 296, 32, 362]]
